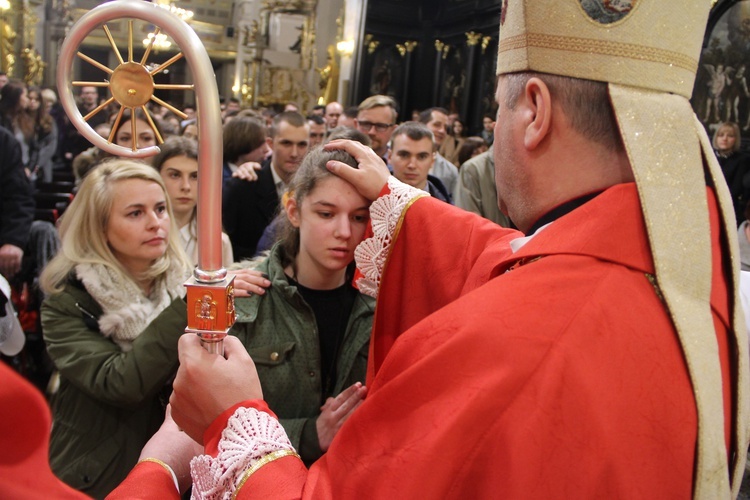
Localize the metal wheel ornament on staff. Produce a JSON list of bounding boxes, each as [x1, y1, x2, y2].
[[57, 0, 235, 355]]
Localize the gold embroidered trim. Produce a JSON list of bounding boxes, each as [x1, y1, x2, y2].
[[232, 449, 300, 499], [499, 33, 697, 73], [138, 457, 174, 475], [138, 458, 178, 492]]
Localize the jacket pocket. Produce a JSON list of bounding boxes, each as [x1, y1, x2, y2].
[[249, 341, 296, 366]]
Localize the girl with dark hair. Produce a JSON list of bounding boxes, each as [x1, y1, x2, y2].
[[151, 135, 272, 297], [0, 80, 36, 173], [439, 116, 466, 167], [151, 136, 234, 267], [229, 147, 373, 465], [457, 136, 489, 166], [25, 86, 58, 182]]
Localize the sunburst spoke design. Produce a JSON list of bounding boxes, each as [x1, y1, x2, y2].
[[83, 96, 115, 122], [150, 53, 184, 76], [154, 84, 194, 91], [108, 106, 126, 144], [130, 111, 137, 152], [76, 52, 114, 74], [128, 20, 134, 63], [150, 94, 187, 120], [72, 81, 110, 87], [141, 27, 161, 65], [103, 24, 124, 65], [141, 105, 165, 145], [69, 18, 193, 153]]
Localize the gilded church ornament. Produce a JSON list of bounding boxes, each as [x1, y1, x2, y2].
[[481, 36, 492, 54], [466, 31, 482, 46]]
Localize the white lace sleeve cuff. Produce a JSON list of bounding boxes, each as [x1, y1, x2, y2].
[[354, 177, 429, 298], [190, 407, 299, 500]]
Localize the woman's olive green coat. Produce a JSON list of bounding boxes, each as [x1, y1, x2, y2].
[[42, 280, 186, 499]]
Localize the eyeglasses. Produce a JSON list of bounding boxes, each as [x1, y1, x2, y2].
[[357, 120, 394, 132]]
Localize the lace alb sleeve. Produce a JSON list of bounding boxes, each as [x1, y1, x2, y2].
[[354, 177, 429, 298], [190, 407, 299, 500]]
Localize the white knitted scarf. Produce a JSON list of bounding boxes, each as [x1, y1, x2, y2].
[[75, 262, 185, 352]]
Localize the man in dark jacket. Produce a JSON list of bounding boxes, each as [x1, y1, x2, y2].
[[0, 127, 34, 279], [223, 112, 309, 260]]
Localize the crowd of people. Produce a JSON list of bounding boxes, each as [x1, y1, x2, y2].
[[1, 0, 750, 497], [0, 73, 503, 498]]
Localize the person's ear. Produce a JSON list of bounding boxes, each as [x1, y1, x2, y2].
[[285, 197, 301, 228], [523, 77, 552, 151], [266, 136, 273, 149]]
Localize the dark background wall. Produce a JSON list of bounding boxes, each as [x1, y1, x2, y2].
[[692, 0, 750, 150], [355, 0, 501, 135]]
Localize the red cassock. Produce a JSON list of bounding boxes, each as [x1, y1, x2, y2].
[[0, 361, 90, 499], [114, 182, 734, 499]]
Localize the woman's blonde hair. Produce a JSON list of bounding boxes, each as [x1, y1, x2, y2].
[[41, 159, 190, 294], [712, 122, 741, 154]]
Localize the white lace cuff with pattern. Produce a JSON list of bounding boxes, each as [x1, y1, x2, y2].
[[190, 407, 298, 500], [354, 177, 429, 298]]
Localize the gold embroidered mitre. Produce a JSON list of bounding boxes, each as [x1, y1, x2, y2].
[[496, 0, 703, 96], [496, 1, 749, 498]]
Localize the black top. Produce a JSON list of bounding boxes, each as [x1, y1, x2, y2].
[[526, 191, 604, 236], [288, 276, 357, 398], [222, 161, 280, 260], [0, 127, 34, 250], [718, 150, 750, 226]]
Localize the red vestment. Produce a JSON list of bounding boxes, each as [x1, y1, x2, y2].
[[0, 361, 89, 499], [115, 182, 735, 498]]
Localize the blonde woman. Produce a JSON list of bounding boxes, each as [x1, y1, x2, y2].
[[40, 159, 192, 497], [713, 122, 750, 225]]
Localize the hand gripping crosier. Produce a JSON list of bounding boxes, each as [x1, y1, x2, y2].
[[57, 0, 234, 355]]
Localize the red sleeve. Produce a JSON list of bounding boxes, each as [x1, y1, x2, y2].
[[107, 461, 180, 500], [234, 455, 309, 500], [367, 195, 519, 381]]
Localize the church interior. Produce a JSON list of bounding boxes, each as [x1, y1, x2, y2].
[[0, 0, 746, 139]]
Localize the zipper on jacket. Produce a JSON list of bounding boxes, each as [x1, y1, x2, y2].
[[75, 302, 100, 331]]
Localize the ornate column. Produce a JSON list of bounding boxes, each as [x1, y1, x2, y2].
[[397, 40, 416, 117], [470, 35, 493, 133], [433, 40, 450, 105], [462, 31, 482, 122], [358, 33, 378, 99]]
